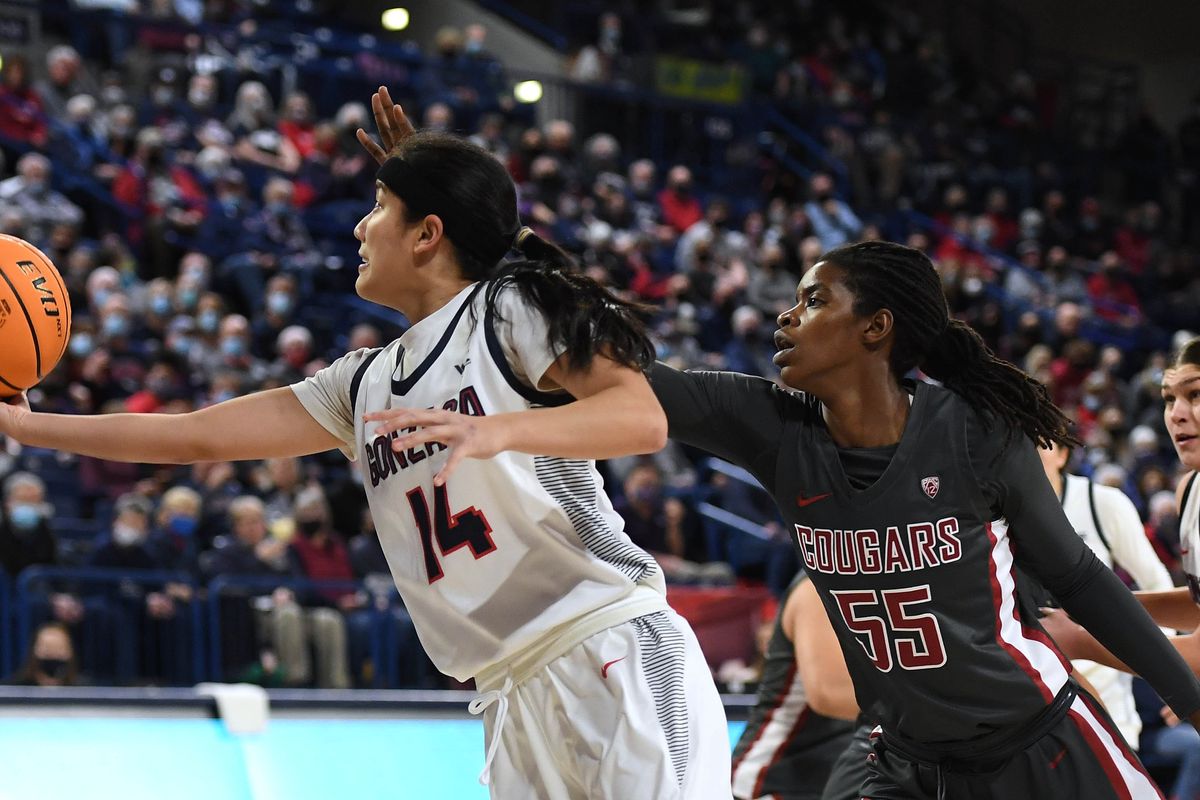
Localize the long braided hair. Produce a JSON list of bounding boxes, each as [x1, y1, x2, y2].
[[822, 240, 1079, 449]]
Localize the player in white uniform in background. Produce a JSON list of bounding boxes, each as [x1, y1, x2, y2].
[[0, 93, 731, 800], [1049, 335, 1200, 672], [1037, 441, 1173, 747]]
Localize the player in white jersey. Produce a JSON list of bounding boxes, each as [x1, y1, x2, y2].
[[0, 96, 731, 799], [1047, 336, 1200, 670], [1037, 441, 1173, 746]]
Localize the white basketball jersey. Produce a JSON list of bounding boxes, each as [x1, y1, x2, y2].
[[1181, 472, 1200, 604], [1061, 473, 1169, 747], [292, 282, 664, 681]]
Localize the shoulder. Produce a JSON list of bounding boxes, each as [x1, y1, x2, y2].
[[1090, 481, 1138, 514]]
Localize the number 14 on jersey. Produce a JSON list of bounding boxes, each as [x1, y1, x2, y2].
[[406, 484, 497, 582]]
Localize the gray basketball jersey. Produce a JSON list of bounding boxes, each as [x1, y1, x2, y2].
[[293, 282, 663, 680]]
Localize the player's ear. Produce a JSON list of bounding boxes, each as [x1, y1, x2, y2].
[[413, 213, 445, 256], [862, 308, 893, 347]]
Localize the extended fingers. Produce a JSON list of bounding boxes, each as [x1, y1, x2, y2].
[[365, 407, 456, 435], [356, 127, 387, 164]]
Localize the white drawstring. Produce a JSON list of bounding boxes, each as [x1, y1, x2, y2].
[[468, 676, 514, 786]]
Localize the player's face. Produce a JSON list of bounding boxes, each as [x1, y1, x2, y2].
[[1163, 364, 1200, 470], [773, 261, 865, 391], [353, 183, 414, 306]]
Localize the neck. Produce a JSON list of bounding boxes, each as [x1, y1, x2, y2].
[[395, 269, 473, 324], [1047, 470, 1064, 498], [814, 365, 911, 448]]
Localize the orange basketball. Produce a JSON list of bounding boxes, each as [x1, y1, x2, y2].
[[0, 234, 72, 398]]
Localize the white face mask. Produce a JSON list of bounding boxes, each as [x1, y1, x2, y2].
[[112, 523, 143, 547]]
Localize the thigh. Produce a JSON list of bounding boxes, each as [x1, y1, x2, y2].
[[527, 610, 731, 799], [960, 694, 1163, 800]]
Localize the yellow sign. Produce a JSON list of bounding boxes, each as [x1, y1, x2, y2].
[[654, 56, 746, 105]]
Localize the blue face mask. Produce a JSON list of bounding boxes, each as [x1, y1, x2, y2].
[[102, 314, 130, 339], [266, 201, 290, 217], [8, 503, 43, 531], [91, 288, 111, 309], [266, 292, 292, 316], [69, 333, 95, 358], [170, 336, 193, 357], [167, 515, 198, 537], [178, 289, 199, 310], [221, 337, 246, 358], [150, 295, 172, 316], [198, 310, 220, 333]]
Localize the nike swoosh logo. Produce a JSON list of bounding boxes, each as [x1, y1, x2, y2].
[[601, 656, 626, 678], [796, 492, 831, 507]]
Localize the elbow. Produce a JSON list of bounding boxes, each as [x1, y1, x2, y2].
[[806, 686, 857, 721], [641, 404, 669, 453]]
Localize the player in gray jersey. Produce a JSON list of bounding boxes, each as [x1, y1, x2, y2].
[[650, 240, 1200, 798], [732, 572, 858, 800], [0, 94, 730, 799]]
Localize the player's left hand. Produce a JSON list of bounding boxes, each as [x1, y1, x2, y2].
[[365, 407, 503, 486]]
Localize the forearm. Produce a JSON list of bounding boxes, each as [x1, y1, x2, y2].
[[1136, 588, 1200, 632], [12, 409, 207, 464], [1063, 568, 1200, 719], [494, 384, 666, 459]]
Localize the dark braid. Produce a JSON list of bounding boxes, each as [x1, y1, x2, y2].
[[825, 241, 1079, 449]]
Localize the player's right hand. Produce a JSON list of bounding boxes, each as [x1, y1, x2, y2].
[[0, 392, 30, 439], [356, 85, 416, 165]]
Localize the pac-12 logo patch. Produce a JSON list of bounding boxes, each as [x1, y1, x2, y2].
[[921, 476, 940, 499]]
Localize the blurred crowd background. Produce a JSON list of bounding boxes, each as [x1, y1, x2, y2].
[[0, 0, 1198, 747]]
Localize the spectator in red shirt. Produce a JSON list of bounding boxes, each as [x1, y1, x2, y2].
[[277, 91, 317, 159], [658, 165, 704, 233], [284, 486, 356, 688], [1086, 250, 1143, 326], [112, 127, 208, 279], [0, 54, 48, 148]]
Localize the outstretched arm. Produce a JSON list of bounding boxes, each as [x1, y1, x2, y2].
[[984, 432, 1200, 725], [1, 388, 343, 464], [366, 354, 666, 486]]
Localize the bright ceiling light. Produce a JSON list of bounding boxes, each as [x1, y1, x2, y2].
[[514, 80, 543, 104], [381, 8, 410, 31]]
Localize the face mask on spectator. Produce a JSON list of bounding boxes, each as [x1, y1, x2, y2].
[[150, 295, 172, 316], [221, 337, 246, 358], [168, 515, 198, 537], [112, 523, 144, 547], [188, 88, 213, 108], [170, 336, 193, 357], [152, 87, 175, 106], [102, 314, 130, 339], [214, 389, 236, 403], [632, 485, 661, 505], [198, 310, 220, 333], [296, 519, 323, 537], [178, 288, 199, 310], [91, 288, 111, 309], [267, 292, 292, 316], [147, 376, 173, 396], [25, 179, 47, 198], [69, 333, 95, 358], [266, 201, 290, 217], [8, 503, 44, 532], [36, 658, 69, 680]]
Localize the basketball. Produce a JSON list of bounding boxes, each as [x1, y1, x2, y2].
[[0, 234, 72, 398]]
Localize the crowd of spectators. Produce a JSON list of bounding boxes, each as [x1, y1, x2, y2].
[[0, 1, 1197, 711]]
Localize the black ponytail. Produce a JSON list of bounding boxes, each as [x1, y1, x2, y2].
[[380, 132, 654, 374], [486, 229, 655, 372], [826, 240, 1078, 449], [921, 319, 1077, 449]]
